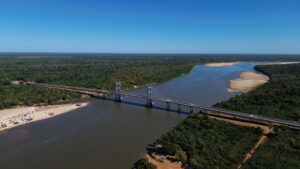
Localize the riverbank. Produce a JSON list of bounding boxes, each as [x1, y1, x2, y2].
[[145, 154, 183, 169], [0, 102, 89, 132], [257, 61, 300, 65], [204, 62, 240, 67], [227, 71, 270, 93]]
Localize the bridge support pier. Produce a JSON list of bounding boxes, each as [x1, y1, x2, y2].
[[115, 82, 122, 102], [177, 104, 181, 112], [190, 105, 194, 113], [146, 99, 153, 107], [166, 102, 170, 111], [146, 85, 153, 107]]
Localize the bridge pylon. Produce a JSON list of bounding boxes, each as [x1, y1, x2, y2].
[[115, 82, 122, 102], [146, 85, 153, 107]]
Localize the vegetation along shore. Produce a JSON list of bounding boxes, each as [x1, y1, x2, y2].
[[133, 63, 300, 169]]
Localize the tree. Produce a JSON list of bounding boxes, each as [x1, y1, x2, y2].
[[132, 158, 157, 169], [175, 150, 187, 163]]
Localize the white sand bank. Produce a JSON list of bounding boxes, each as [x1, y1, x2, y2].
[[0, 103, 89, 132], [257, 61, 300, 66], [205, 62, 240, 67], [227, 71, 269, 93]]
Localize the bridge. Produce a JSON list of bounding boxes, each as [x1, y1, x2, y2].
[[27, 82, 300, 129]]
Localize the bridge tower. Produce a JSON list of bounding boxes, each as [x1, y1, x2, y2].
[[146, 85, 153, 107], [115, 82, 122, 102]]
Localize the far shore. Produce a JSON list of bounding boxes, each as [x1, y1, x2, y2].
[[257, 61, 300, 66], [227, 71, 269, 93], [204, 62, 240, 67], [0, 102, 89, 132]]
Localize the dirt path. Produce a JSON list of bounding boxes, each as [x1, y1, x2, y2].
[[208, 115, 271, 134], [146, 154, 183, 169], [236, 135, 268, 169]]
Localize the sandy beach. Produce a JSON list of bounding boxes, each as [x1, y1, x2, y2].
[[0, 102, 89, 132], [257, 61, 300, 65], [204, 62, 240, 67], [227, 71, 269, 93]]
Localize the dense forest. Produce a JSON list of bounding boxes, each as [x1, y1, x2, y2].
[[0, 85, 82, 109], [133, 114, 262, 169], [0, 55, 200, 89], [1, 54, 300, 110], [215, 63, 300, 122], [0, 55, 200, 109]]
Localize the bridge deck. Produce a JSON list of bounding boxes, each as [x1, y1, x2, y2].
[[27, 82, 300, 128]]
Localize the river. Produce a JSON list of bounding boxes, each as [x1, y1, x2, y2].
[[0, 62, 258, 169]]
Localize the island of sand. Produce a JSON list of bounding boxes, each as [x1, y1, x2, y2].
[[204, 62, 240, 67], [227, 71, 269, 93], [0, 102, 89, 132]]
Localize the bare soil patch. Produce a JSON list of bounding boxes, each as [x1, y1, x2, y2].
[[146, 154, 183, 169]]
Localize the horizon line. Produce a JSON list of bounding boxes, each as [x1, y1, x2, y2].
[[1, 51, 300, 56]]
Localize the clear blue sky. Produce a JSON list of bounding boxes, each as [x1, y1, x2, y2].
[[1, 0, 300, 53]]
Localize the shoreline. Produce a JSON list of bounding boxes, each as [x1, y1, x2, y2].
[[204, 62, 240, 67], [257, 61, 300, 66], [0, 102, 89, 132], [227, 61, 300, 93], [227, 71, 270, 93]]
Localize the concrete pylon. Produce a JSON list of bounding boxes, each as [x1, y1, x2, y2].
[[146, 85, 153, 107], [115, 82, 122, 102], [166, 101, 171, 111]]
